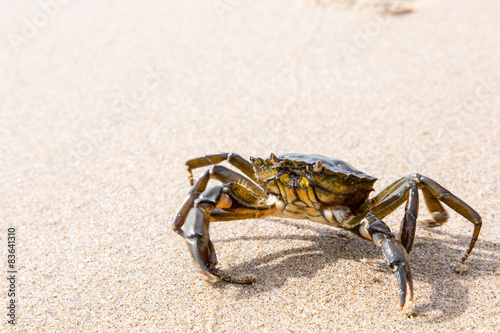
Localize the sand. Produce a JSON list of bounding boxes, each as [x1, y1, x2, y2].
[[1, 0, 499, 331]]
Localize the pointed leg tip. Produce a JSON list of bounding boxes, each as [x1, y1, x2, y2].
[[453, 263, 468, 274]]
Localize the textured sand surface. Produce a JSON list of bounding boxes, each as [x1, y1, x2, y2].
[[1, 0, 499, 331]]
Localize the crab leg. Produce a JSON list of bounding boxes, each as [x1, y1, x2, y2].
[[419, 187, 449, 227], [172, 165, 264, 237], [354, 213, 413, 309], [417, 174, 482, 262], [183, 184, 274, 284], [400, 183, 418, 254], [379, 236, 413, 309], [370, 176, 407, 207], [370, 173, 482, 262], [185, 153, 258, 185], [369, 180, 419, 253], [372, 177, 447, 226]]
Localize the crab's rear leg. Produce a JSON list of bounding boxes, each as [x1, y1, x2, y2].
[[419, 187, 449, 227], [184, 184, 275, 284], [371, 173, 482, 262], [185, 153, 258, 185], [371, 177, 447, 226], [418, 175, 482, 262], [172, 165, 264, 237]]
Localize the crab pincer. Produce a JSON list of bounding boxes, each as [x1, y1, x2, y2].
[[380, 236, 414, 309], [183, 189, 256, 285]]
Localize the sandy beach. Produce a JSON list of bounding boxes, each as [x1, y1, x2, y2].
[[1, 0, 499, 331]]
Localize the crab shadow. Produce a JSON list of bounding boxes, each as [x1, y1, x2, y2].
[[212, 219, 499, 322]]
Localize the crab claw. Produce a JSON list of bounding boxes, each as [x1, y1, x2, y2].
[[186, 235, 254, 285], [185, 235, 217, 282], [183, 204, 218, 281], [185, 204, 254, 285], [381, 237, 414, 310]]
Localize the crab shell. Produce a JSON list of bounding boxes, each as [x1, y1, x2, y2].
[[250, 153, 378, 214]]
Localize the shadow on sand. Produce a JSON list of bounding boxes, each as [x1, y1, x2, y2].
[[211, 218, 498, 322]]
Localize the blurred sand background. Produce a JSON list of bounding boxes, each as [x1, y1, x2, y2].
[[1, 0, 499, 331]]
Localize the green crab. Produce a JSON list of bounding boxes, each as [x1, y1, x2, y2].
[[172, 153, 482, 309]]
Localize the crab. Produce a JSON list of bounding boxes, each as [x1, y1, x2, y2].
[[172, 153, 482, 309]]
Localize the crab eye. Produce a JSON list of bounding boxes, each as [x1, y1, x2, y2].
[[269, 152, 278, 164], [250, 157, 263, 166], [313, 160, 324, 173]]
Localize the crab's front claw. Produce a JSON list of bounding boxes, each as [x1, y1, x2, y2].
[[185, 234, 217, 283], [380, 236, 414, 309], [184, 203, 254, 285], [183, 205, 218, 283], [185, 233, 255, 285]]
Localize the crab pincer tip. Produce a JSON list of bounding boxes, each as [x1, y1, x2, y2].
[[399, 297, 407, 311], [399, 301, 405, 311], [393, 264, 407, 310]]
